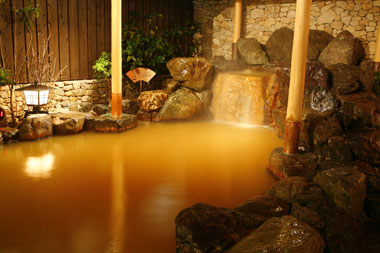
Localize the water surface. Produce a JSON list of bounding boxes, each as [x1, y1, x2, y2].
[[0, 121, 282, 253]]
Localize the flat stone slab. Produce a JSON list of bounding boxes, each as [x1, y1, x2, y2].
[[52, 112, 86, 135], [84, 114, 137, 133]]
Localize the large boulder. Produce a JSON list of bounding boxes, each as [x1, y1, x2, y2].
[[162, 78, 181, 94], [52, 113, 86, 135], [337, 92, 380, 130], [175, 203, 266, 253], [227, 216, 325, 253], [19, 114, 53, 141], [265, 28, 333, 62], [211, 56, 247, 72], [346, 128, 380, 166], [167, 57, 214, 91], [313, 166, 366, 218], [266, 177, 310, 203], [155, 88, 202, 121], [267, 147, 318, 179], [265, 28, 294, 62], [137, 90, 168, 112], [237, 37, 268, 65], [318, 31, 364, 66], [84, 114, 137, 132], [308, 30, 335, 60], [236, 195, 290, 218]]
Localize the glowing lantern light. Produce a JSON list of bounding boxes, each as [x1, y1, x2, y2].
[[16, 83, 56, 114]]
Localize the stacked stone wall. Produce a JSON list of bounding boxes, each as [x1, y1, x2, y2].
[[194, 0, 380, 60], [0, 80, 109, 124]]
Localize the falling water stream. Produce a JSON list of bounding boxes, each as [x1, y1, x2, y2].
[[0, 121, 282, 252]]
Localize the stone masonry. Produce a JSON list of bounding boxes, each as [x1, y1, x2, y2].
[[0, 80, 109, 124], [194, 0, 380, 60]]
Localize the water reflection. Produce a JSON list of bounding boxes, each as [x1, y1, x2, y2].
[[25, 152, 55, 178], [107, 142, 126, 253]]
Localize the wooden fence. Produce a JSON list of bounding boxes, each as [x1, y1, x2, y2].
[[0, 0, 193, 83]]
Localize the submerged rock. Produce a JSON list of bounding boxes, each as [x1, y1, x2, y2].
[[313, 166, 366, 218], [318, 31, 363, 66], [155, 88, 202, 121], [237, 37, 268, 65], [227, 216, 325, 253], [167, 57, 214, 91], [266, 177, 310, 203], [137, 90, 168, 112], [175, 203, 266, 253], [84, 114, 137, 132], [52, 113, 86, 135], [236, 195, 290, 218], [19, 114, 53, 141], [267, 147, 318, 179]]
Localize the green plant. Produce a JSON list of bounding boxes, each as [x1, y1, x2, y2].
[[374, 71, 380, 95], [93, 52, 111, 80], [120, 12, 200, 74], [15, 1, 40, 30]]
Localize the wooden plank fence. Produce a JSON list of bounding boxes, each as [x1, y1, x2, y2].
[[0, 0, 193, 83]]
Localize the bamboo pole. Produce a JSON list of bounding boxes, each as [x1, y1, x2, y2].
[[283, 0, 312, 154], [232, 0, 242, 60], [374, 24, 380, 71], [111, 0, 122, 117]]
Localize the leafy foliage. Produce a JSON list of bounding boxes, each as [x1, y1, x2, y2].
[[93, 52, 112, 80], [15, 1, 40, 30], [374, 71, 380, 95], [93, 12, 200, 77], [0, 67, 14, 86]]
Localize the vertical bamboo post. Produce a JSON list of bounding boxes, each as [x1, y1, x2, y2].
[[111, 0, 122, 117], [374, 24, 380, 71], [283, 0, 312, 154], [232, 0, 242, 60]]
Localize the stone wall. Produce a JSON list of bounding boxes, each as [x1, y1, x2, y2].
[[0, 80, 109, 124], [194, 0, 380, 60]]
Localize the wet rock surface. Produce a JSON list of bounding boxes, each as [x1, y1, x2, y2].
[[155, 88, 202, 122], [267, 148, 318, 179], [337, 92, 380, 129], [167, 57, 214, 91], [237, 37, 268, 65], [162, 78, 180, 94], [0, 127, 19, 144], [175, 203, 266, 253], [211, 56, 247, 72], [52, 113, 86, 135], [84, 114, 137, 132], [227, 216, 325, 253], [313, 166, 366, 217], [235, 195, 290, 218], [121, 99, 139, 115], [19, 114, 53, 141], [266, 176, 310, 202], [318, 31, 363, 66], [137, 90, 168, 112], [346, 128, 380, 166]]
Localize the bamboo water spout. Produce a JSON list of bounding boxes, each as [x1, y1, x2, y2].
[[283, 0, 312, 154]]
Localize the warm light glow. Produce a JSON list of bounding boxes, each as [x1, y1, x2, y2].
[[25, 153, 55, 178], [23, 90, 50, 105]]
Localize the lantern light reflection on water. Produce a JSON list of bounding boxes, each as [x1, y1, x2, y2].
[[25, 153, 55, 178]]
